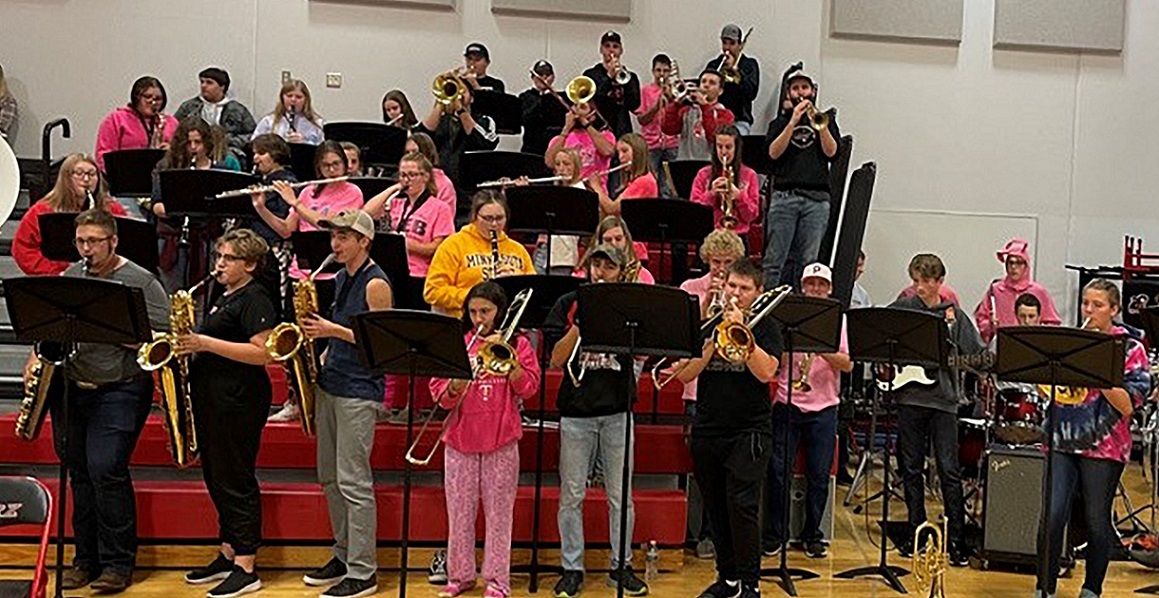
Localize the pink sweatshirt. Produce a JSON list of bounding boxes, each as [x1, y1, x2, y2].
[[431, 333, 541, 454], [690, 164, 760, 235], [973, 239, 1062, 343], [94, 106, 178, 171], [433, 168, 457, 217]]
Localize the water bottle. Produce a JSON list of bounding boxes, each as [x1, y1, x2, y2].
[[644, 540, 659, 582]]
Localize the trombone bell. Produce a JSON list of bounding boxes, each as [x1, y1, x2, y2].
[[566, 76, 597, 106]]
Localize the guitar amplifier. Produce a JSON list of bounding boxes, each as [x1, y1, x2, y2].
[[981, 445, 1068, 565]]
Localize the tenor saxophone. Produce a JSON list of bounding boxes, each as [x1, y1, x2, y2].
[[138, 274, 212, 468], [266, 253, 336, 437]]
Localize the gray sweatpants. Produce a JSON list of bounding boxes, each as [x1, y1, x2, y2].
[[316, 387, 384, 579]]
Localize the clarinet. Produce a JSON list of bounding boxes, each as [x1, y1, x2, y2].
[[489, 229, 501, 279], [287, 107, 298, 134]]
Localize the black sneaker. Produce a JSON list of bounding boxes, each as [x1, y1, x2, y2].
[[427, 549, 447, 584], [185, 553, 234, 585], [949, 542, 971, 567], [606, 567, 648, 596], [697, 578, 741, 598], [304, 557, 348, 586], [553, 570, 584, 598], [739, 581, 761, 598], [206, 566, 262, 598], [761, 543, 782, 558], [321, 576, 377, 598], [804, 540, 828, 559]]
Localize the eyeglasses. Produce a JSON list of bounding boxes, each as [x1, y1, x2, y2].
[[213, 252, 245, 263], [71, 170, 98, 180], [321, 160, 345, 170], [478, 215, 506, 224], [398, 171, 426, 180], [74, 237, 110, 248]]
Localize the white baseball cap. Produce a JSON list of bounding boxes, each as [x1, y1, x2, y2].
[[801, 262, 832, 284]]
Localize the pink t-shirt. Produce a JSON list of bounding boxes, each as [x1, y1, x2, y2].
[[289, 181, 364, 280], [635, 84, 678, 151], [678, 273, 714, 401], [388, 192, 455, 276], [689, 164, 761, 235], [774, 320, 849, 412], [433, 168, 457, 218], [619, 172, 659, 199], [555, 129, 614, 185]]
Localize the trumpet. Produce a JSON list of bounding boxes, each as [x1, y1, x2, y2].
[[792, 353, 817, 393], [719, 164, 737, 229], [214, 176, 349, 199], [611, 57, 632, 86], [432, 70, 466, 110], [805, 104, 832, 132], [666, 61, 695, 103], [717, 27, 753, 85], [406, 288, 534, 465]]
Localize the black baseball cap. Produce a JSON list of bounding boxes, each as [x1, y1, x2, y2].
[[532, 60, 554, 76], [601, 30, 622, 45], [464, 42, 490, 60]]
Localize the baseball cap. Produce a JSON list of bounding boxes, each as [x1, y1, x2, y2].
[[532, 59, 554, 77], [786, 69, 816, 87], [319, 209, 375, 240], [464, 42, 490, 60], [721, 24, 743, 41], [601, 30, 622, 45], [801, 262, 832, 284], [587, 243, 627, 268]]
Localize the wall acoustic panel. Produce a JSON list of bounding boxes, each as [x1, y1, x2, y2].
[[830, 0, 962, 45], [310, 0, 456, 10], [994, 0, 1124, 54], [491, 0, 631, 23]]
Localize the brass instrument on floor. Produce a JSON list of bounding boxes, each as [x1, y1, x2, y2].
[[14, 342, 69, 441], [714, 285, 793, 364], [912, 517, 948, 597], [792, 353, 816, 393], [138, 273, 214, 468], [266, 253, 337, 437]]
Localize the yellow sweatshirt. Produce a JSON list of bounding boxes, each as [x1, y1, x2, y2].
[[423, 223, 536, 317]]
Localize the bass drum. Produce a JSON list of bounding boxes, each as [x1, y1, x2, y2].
[[958, 418, 989, 480], [0, 135, 19, 224]]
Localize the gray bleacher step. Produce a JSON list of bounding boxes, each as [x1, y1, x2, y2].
[[0, 256, 22, 281]]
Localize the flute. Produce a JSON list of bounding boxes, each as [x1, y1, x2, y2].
[[214, 176, 350, 199], [477, 174, 567, 189]]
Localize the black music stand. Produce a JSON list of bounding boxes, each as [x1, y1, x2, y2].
[[620, 199, 713, 285], [351, 310, 472, 598], [38, 213, 159, 274], [741, 135, 772, 175], [323, 121, 407, 168], [159, 169, 260, 217], [762, 295, 842, 596], [835, 307, 947, 594], [495, 275, 583, 593], [663, 159, 709, 199], [288, 142, 317, 181], [103, 149, 165, 196], [4, 277, 153, 598], [291, 230, 412, 307], [473, 91, 523, 135], [460, 151, 552, 194], [994, 327, 1125, 595], [506, 186, 600, 272], [576, 283, 698, 598]]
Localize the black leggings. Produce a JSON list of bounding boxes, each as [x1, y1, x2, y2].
[[1036, 453, 1123, 595]]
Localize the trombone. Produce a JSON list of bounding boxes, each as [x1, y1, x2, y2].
[[406, 289, 534, 466], [529, 68, 571, 111]]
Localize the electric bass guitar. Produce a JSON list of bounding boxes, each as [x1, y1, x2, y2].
[[876, 352, 994, 392]]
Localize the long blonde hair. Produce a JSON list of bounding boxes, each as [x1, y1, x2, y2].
[[272, 79, 321, 129], [616, 133, 651, 193], [43, 154, 111, 212], [553, 148, 583, 186]]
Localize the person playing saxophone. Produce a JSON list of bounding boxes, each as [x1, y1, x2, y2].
[[762, 263, 851, 560], [20, 209, 170, 593]]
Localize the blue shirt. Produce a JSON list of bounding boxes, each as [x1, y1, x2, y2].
[[317, 258, 389, 401]]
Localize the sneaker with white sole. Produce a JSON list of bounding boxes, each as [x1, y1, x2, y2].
[[268, 401, 300, 422], [206, 566, 261, 598], [185, 553, 233, 585], [427, 550, 447, 584], [320, 576, 377, 598], [303, 557, 347, 586]]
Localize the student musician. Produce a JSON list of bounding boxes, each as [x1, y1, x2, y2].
[[173, 67, 257, 160], [690, 124, 759, 237], [298, 210, 393, 598], [94, 76, 178, 172], [405, 132, 458, 215], [634, 54, 679, 196], [581, 31, 641, 138], [382, 89, 418, 129], [415, 79, 499, 186], [974, 237, 1062, 344], [462, 43, 506, 93], [519, 59, 568, 156], [545, 101, 616, 187], [28, 210, 169, 594], [246, 133, 300, 315], [252, 79, 324, 145], [152, 117, 242, 217], [675, 260, 783, 598], [589, 133, 658, 216], [581, 215, 654, 284], [429, 282, 541, 598], [14, 153, 127, 276], [527, 148, 584, 275], [547, 244, 650, 598], [708, 24, 760, 135], [339, 142, 362, 177], [1035, 280, 1150, 598], [888, 254, 984, 567], [763, 263, 851, 559], [660, 69, 735, 161]]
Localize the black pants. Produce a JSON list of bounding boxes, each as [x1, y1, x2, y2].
[[691, 432, 771, 584], [764, 404, 837, 545], [1036, 453, 1123, 595], [896, 404, 964, 543], [194, 384, 272, 555], [53, 376, 152, 574]]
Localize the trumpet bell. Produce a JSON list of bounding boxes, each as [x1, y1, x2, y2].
[[479, 341, 518, 377], [137, 336, 175, 372], [614, 68, 632, 86], [432, 73, 464, 106], [266, 322, 304, 362], [715, 322, 755, 364], [807, 106, 830, 131], [566, 76, 597, 106]]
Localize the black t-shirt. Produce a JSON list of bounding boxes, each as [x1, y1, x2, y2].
[[248, 169, 298, 245], [545, 291, 636, 418], [474, 75, 506, 94], [519, 88, 568, 155], [693, 317, 784, 437], [763, 111, 841, 196], [190, 281, 276, 407]]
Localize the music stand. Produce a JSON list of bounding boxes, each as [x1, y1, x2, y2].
[[994, 326, 1124, 595], [762, 295, 842, 596], [39, 213, 159, 274], [576, 283, 698, 598], [159, 169, 260, 217], [103, 149, 165, 196], [460, 151, 552, 194], [495, 274, 582, 592], [620, 199, 713, 285], [741, 135, 772, 175], [323, 121, 407, 168], [506, 186, 600, 271], [835, 307, 947, 594], [351, 310, 472, 598], [4, 276, 153, 598], [663, 159, 709, 199], [288, 142, 317, 181], [473, 91, 523, 135]]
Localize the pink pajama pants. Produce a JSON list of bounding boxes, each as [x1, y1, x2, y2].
[[443, 441, 520, 595]]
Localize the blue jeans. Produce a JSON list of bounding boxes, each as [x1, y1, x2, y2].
[[558, 413, 635, 571], [1036, 453, 1123, 596], [53, 376, 153, 574], [648, 147, 679, 198], [761, 190, 830, 288], [764, 404, 836, 545]]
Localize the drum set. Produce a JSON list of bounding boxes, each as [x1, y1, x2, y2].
[[958, 380, 1047, 479]]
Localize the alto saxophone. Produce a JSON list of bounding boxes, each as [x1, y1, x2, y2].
[[14, 342, 69, 441], [912, 517, 948, 598], [138, 274, 213, 468], [266, 253, 336, 437]]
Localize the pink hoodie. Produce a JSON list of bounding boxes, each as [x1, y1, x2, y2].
[[973, 238, 1062, 343], [94, 106, 178, 171], [430, 333, 541, 454]]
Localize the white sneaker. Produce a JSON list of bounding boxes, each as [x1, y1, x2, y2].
[[268, 401, 300, 422]]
